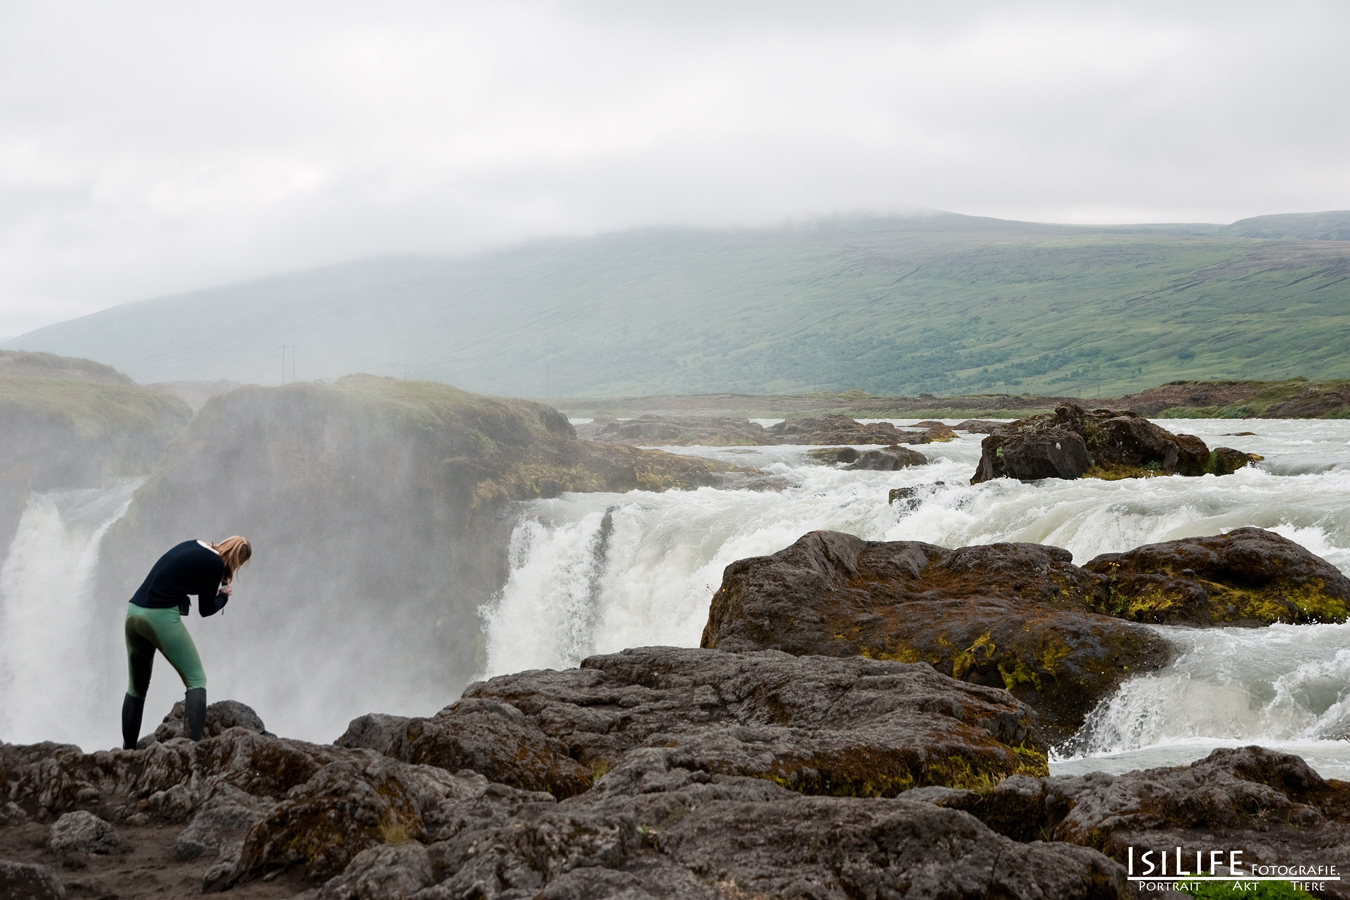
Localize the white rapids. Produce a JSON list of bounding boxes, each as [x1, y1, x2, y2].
[[481, 418, 1350, 778]]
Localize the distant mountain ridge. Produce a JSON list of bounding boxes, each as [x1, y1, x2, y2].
[[7, 211, 1350, 397]]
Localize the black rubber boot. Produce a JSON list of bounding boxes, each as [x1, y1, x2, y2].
[[185, 688, 207, 741], [121, 693, 145, 750]]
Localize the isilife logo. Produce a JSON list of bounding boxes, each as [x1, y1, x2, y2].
[[1128, 847, 1341, 892]]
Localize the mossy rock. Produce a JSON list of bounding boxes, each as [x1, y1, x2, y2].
[[971, 402, 1257, 484], [1083, 527, 1350, 626], [703, 531, 1172, 743]]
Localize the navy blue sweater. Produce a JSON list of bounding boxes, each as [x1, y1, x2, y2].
[[129, 540, 229, 616]]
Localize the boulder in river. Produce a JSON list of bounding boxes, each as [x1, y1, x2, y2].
[[700, 530, 1172, 742], [1083, 526, 1350, 625], [701, 526, 1348, 740], [770, 414, 932, 445], [807, 444, 929, 469], [972, 402, 1260, 483]]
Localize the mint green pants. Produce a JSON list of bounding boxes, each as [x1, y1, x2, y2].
[[125, 604, 206, 698]]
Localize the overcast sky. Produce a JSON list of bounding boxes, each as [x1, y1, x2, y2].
[[2, 0, 1348, 338]]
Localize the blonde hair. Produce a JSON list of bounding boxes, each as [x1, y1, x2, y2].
[[214, 536, 252, 583]]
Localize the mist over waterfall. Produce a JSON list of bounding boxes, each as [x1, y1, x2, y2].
[[0, 479, 141, 746], [483, 419, 1350, 778]]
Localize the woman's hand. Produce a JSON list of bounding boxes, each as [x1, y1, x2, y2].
[[221, 583, 233, 596]]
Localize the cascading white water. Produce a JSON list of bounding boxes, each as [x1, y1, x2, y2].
[[1054, 623, 1350, 779], [0, 479, 142, 747], [482, 418, 1350, 777]]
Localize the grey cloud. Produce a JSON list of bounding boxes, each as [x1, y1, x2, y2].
[[1, 1, 1349, 336]]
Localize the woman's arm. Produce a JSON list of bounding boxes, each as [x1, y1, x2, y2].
[[196, 555, 229, 616], [199, 589, 230, 617]]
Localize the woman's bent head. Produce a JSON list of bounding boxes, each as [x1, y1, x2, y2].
[[214, 536, 252, 582]]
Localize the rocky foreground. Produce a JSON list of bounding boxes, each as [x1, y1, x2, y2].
[[3, 652, 1348, 899], [6, 528, 1350, 898]]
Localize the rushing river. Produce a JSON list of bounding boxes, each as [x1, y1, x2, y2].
[[482, 418, 1350, 779]]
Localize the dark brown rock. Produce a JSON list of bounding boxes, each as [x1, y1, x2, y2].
[[228, 754, 426, 882], [805, 446, 860, 464], [319, 842, 435, 900], [387, 698, 593, 798], [972, 402, 1255, 483], [174, 786, 269, 862], [927, 746, 1350, 900], [461, 646, 1049, 795], [975, 427, 1091, 481], [770, 414, 931, 445], [147, 698, 269, 745], [1210, 445, 1263, 475], [334, 713, 412, 755], [845, 444, 929, 470], [889, 481, 948, 508], [1083, 526, 1350, 625], [428, 779, 1127, 900], [1174, 432, 1212, 475], [701, 530, 1172, 741]]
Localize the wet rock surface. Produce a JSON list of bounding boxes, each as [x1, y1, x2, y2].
[[846, 445, 931, 470], [1083, 527, 1350, 625], [808, 444, 930, 469], [702, 526, 1350, 741], [769, 414, 935, 445], [702, 530, 1173, 742], [888, 480, 949, 508], [972, 402, 1259, 483]]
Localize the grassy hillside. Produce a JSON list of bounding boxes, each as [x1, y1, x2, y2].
[[0, 350, 193, 557], [7, 212, 1350, 398]]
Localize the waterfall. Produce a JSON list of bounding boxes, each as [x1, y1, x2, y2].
[[481, 418, 1350, 777], [0, 479, 141, 748]]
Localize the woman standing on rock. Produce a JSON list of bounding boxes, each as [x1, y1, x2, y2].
[[120, 537, 252, 749]]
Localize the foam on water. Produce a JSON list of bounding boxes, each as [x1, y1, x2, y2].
[[1054, 622, 1350, 779], [484, 419, 1350, 776]]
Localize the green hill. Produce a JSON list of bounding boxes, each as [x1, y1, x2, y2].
[[7, 211, 1350, 398]]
